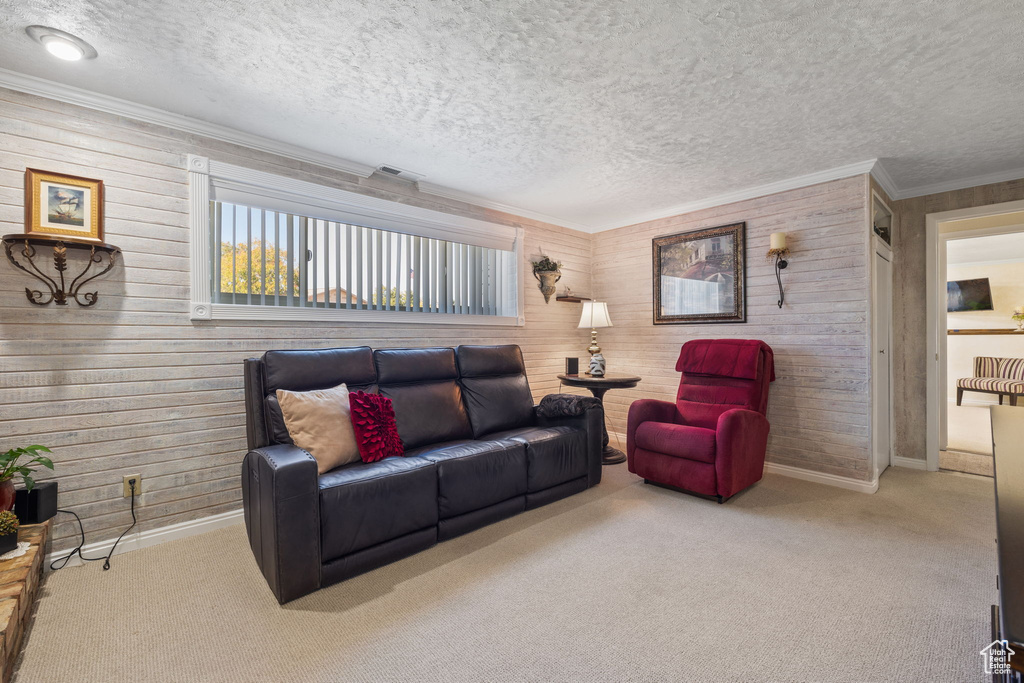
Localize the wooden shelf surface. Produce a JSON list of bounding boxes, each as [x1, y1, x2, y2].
[[948, 329, 1024, 336]]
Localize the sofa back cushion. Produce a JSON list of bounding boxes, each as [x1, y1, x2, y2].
[[456, 345, 535, 437], [262, 347, 377, 445], [999, 357, 1024, 381], [675, 340, 774, 431], [375, 348, 473, 449], [975, 357, 999, 378]]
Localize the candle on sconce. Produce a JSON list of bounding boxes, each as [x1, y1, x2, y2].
[[769, 232, 787, 251]]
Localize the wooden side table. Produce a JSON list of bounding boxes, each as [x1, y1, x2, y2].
[[558, 373, 642, 465], [0, 520, 51, 683]]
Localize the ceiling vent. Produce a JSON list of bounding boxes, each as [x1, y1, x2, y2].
[[375, 165, 425, 183]]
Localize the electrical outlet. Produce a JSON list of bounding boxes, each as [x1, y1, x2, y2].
[[123, 474, 141, 497]]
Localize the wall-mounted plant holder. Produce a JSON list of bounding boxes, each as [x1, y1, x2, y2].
[[531, 255, 562, 303], [2, 234, 120, 307]]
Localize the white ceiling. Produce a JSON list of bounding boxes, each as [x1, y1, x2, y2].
[[1, 1, 1022, 231], [948, 230, 1024, 266]]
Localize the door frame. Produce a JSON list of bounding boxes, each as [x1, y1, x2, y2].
[[925, 199, 1024, 471]]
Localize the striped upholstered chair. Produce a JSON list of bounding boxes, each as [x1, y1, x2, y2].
[[957, 357, 1024, 407]]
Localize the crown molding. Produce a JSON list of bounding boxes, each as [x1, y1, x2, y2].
[[894, 165, 1024, 201], [868, 160, 900, 201], [588, 159, 880, 232]]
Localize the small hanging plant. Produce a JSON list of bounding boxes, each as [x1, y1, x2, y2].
[[531, 256, 562, 273]]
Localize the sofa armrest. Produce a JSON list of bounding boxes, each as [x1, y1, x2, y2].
[[241, 444, 320, 603], [715, 408, 771, 499], [626, 399, 678, 466], [535, 394, 605, 487]]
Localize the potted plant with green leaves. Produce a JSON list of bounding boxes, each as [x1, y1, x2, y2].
[[0, 511, 19, 555], [0, 446, 54, 512], [531, 255, 562, 303]]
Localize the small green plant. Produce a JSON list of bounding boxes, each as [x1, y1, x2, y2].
[[0, 445, 54, 491], [531, 256, 561, 273], [0, 511, 18, 537]]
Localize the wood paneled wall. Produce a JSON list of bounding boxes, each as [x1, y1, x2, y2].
[[591, 177, 874, 481], [0, 88, 593, 552], [892, 178, 1024, 462]]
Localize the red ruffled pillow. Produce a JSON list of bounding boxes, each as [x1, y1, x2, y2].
[[348, 391, 404, 462]]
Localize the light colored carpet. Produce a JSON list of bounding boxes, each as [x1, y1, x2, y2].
[[15, 466, 996, 683]]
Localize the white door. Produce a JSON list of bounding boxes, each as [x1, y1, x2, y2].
[[873, 250, 893, 477]]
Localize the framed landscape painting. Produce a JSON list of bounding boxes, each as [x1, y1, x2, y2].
[[24, 169, 104, 243], [652, 222, 746, 324]]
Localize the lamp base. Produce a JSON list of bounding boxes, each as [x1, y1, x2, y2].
[[587, 353, 606, 377]]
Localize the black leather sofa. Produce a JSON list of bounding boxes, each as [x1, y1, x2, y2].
[[241, 344, 604, 603]]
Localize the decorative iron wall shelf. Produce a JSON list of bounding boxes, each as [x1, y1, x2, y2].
[[2, 234, 120, 307]]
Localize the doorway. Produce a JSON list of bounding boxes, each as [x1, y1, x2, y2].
[[925, 201, 1024, 474]]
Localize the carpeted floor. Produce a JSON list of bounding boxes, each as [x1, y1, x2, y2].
[[15, 466, 997, 683]]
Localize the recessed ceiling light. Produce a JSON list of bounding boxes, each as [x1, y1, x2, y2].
[[26, 26, 98, 61]]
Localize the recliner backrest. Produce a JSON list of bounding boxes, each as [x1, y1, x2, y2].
[[259, 347, 377, 446], [375, 347, 473, 449], [456, 345, 536, 437], [674, 339, 774, 430]]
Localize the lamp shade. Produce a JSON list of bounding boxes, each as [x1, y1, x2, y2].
[[769, 232, 787, 250], [578, 301, 613, 329]]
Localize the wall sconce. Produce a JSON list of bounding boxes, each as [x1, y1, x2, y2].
[[767, 232, 790, 308]]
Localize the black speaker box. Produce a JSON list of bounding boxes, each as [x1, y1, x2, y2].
[[15, 481, 57, 524], [566, 357, 579, 375]]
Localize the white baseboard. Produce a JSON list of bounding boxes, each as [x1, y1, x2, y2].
[[762, 462, 879, 493], [47, 508, 243, 570], [892, 456, 928, 470], [611, 431, 879, 494]]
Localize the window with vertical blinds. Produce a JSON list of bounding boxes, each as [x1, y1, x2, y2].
[[187, 157, 523, 325], [212, 201, 517, 317]]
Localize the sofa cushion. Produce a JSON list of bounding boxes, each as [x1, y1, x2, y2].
[[379, 382, 473, 449], [485, 426, 587, 492], [375, 347, 473, 449], [457, 346, 536, 438], [275, 382, 359, 473], [405, 439, 527, 518], [635, 422, 716, 464], [958, 377, 1024, 394], [375, 347, 459, 384], [319, 457, 438, 563], [263, 347, 377, 445]]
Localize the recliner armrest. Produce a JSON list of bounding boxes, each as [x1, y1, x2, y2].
[[242, 444, 321, 603], [626, 399, 679, 465], [535, 394, 604, 487], [715, 408, 771, 499]]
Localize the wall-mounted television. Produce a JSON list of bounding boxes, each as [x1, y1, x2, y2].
[[947, 277, 994, 312]]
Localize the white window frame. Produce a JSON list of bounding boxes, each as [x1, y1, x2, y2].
[[187, 155, 525, 325]]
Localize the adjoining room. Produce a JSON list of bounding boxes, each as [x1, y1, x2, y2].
[[1, 2, 1023, 682]]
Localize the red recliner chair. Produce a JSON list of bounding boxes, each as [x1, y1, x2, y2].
[[627, 339, 775, 503]]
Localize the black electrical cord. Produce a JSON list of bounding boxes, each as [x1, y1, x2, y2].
[[50, 479, 137, 571]]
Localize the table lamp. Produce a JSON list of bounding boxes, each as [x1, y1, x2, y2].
[[578, 301, 613, 376]]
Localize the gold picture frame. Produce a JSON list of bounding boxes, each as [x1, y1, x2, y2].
[[24, 169, 104, 243]]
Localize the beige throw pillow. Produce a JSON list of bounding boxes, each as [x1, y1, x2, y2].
[[276, 383, 359, 474]]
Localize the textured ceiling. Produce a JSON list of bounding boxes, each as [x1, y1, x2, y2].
[[1, 0, 1023, 229]]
